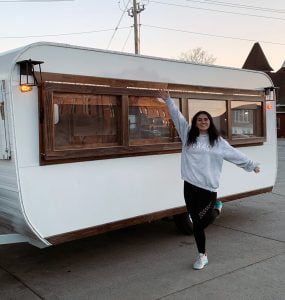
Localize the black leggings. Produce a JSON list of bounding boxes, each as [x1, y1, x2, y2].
[[184, 181, 218, 254]]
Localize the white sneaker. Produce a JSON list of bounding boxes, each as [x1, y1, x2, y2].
[[193, 253, 208, 270]]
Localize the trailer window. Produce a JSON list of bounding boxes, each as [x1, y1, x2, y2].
[[188, 100, 228, 138], [39, 78, 266, 165], [231, 101, 263, 138], [53, 93, 121, 150], [129, 96, 179, 145]]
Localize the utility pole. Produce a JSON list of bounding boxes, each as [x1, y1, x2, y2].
[[128, 0, 145, 54], [133, 0, 139, 54]]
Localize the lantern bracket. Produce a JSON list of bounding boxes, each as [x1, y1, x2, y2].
[[16, 59, 44, 86]]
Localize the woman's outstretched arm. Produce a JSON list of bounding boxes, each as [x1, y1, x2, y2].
[[155, 89, 189, 144]]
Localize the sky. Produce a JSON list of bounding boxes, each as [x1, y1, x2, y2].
[[0, 0, 284, 71]]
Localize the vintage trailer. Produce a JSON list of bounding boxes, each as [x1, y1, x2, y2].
[[0, 42, 277, 248]]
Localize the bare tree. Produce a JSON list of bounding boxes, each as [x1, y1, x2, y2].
[[178, 47, 217, 64]]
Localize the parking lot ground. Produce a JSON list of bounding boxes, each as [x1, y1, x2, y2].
[[0, 141, 285, 300]]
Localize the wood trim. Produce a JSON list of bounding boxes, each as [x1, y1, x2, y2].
[[40, 143, 183, 165], [183, 93, 263, 102], [121, 95, 129, 146], [40, 149, 183, 165], [262, 101, 267, 139], [46, 186, 273, 245], [220, 186, 273, 202], [41, 81, 264, 102], [35, 72, 265, 97], [227, 101, 232, 140], [230, 137, 266, 146], [46, 206, 187, 245], [181, 97, 189, 122], [38, 86, 45, 161]]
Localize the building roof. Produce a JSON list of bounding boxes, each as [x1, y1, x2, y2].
[[242, 42, 273, 72]]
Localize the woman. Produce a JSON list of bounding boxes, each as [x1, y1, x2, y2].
[[157, 90, 260, 270]]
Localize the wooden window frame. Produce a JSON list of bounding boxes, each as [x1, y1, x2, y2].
[[277, 117, 281, 130], [38, 73, 267, 165]]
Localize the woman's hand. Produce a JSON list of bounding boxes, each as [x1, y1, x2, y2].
[[254, 166, 260, 173], [157, 89, 170, 101]]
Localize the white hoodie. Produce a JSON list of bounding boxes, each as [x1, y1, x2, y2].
[[166, 97, 258, 192]]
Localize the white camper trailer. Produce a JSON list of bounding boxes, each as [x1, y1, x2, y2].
[[0, 42, 277, 248]]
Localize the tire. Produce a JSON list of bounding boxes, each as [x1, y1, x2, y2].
[[173, 213, 193, 235]]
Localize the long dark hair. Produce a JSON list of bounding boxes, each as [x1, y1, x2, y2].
[[187, 111, 220, 147]]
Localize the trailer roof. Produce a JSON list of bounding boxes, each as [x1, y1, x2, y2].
[[0, 41, 274, 90]]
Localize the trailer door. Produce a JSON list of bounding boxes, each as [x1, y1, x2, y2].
[[0, 80, 10, 159]]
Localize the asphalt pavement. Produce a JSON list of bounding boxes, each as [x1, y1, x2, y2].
[[0, 141, 285, 300]]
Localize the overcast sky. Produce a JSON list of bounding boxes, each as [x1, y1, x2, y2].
[[0, 0, 284, 71]]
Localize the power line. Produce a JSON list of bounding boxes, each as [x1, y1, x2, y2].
[[150, 0, 285, 21], [0, 26, 132, 39], [121, 27, 133, 51], [184, 0, 285, 14], [2, 23, 283, 47], [107, 0, 131, 49], [142, 24, 285, 46], [0, 0, 73, 2]]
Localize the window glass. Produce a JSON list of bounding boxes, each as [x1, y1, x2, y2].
[[231, 101, 262, 138], [40, 81, 266, 164], [53, 93, 120, 150], [128, 96, 179, 145], [188, 100, 228, 137]]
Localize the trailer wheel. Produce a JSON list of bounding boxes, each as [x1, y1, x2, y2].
[[173, 213, 193, 235]]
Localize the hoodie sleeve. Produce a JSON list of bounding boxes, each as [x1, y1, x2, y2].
[[220, 138, 258, 172], [165, 97, 189, 144]]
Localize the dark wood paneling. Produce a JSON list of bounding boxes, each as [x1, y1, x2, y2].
[[40, 81, 263, 102], [35, 72, 265, 97], [277, 113, 285, 138], [230, 138, 265, 146]]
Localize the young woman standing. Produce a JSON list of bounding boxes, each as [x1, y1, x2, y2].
[[157, 90, 260, 270]]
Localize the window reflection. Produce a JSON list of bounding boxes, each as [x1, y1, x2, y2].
[[129, 96, 179, 144], [231, 101, 262, 138], [53, 93, 120, 150]]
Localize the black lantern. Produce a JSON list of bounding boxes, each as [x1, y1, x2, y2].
[[16, 59, 44, 92], [264, 86, 278, 101]]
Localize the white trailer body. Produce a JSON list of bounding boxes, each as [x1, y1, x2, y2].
[[0, 42, 277, 248]]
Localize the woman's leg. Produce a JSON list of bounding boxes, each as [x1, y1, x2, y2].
[[184, 181, 217, 254], [200, 199, 219, 229]]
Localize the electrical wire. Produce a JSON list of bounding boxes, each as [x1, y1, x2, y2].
[[142, 24, 285, 46], [0, 26, 132, 39], [107, 0, 131, 49], [150, 0, 285, 22], [184, 0, 285, 14], [118, 0, 128, 12], [121, 27, 133, 51]]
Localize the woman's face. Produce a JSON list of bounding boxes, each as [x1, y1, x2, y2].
[[196, 113, 210, 134]]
